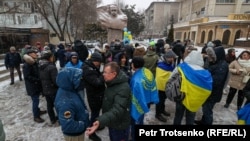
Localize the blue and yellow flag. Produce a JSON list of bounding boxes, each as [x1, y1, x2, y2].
[[178, 63, 212, 112], [155, 62, 175, 91], [237, 103, 250, 125], [130, 68, 159, 122]]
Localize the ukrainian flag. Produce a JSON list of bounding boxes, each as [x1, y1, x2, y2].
[[155, 62, 175, 91], [130, 68, 159, 122], [237, 103, 250, 125], [178, 62, 212, 112]]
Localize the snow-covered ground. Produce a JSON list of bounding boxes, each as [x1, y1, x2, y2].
[[0, 45, 247, 141], [0, 76, 240, 141]]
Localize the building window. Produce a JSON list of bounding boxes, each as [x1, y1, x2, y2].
[[200, 7, 205, 15], [34, 15, 38, 24], [18, 16, 21, 24], [13, 15, 16, 24], [24, 2, 27, 8], [216, 0, 235, 3], [244, 0, 250, 3], [0, 1, 3, 6]]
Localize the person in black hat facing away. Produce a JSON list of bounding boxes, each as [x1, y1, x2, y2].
[[82, 52, 105, 141], [73, 40, 89, 62], [212, 39, 222, 48], [39, 50, 58, 125], [23, 49, 47, 123]]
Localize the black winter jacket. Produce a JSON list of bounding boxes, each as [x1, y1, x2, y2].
[[207, 47, 229, 102], [23, 54, 42, 96], [4, 52, 22, 68], [82, 60, 105, 111], [39, 59, 58, 96]]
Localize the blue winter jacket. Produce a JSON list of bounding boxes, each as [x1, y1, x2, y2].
[[55, 67, 89, 136]]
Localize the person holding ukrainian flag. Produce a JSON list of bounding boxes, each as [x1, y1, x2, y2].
[[172, 50, 213, 125]]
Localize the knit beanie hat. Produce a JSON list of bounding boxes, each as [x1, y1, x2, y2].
[[41, 50, 53, 60], [164, 50, 177, 58], [149, 41, 155, 47], [26, 48, 38, 54], [207, 41, 214, 47], [90, 52, 102, 62]]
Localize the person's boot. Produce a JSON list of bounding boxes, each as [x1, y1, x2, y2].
[[162, 111, 170, 116], [224, 103, 229, 108], [34, 117, 45, 123], [89, 132, 102, 141], [194, 120, 203, 125], [155, 114, 167, 122], [10, 73, 14, 84], [40, 110, 47, 115]]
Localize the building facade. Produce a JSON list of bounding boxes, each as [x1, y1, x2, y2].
[[142, 1, 180, 39], [0, 0, 49, 53], [174, 0, 250, 47]]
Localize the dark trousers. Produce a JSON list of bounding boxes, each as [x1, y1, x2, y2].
[[109, 127, 129, 141], [201, 98, 217, 125], [31, 95, 40, 118], [130, 115, 144, 141], [9, 66, 22, 83], [87, 95, 102, 127], [173, 101, 195, 125], [90, 110, 101, 126], [45, 95, 57, 122], [155, 91, 166, 115], [226, 87, 244, 109]]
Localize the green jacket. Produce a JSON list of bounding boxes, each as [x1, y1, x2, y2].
[[143, 50, 159, 77], [98, 71, 131, 130], [0, 119, 5, 141]]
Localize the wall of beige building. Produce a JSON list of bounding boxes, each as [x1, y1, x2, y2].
[[173, 0, 250, 47]]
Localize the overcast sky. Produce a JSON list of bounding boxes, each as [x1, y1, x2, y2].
[[99, 0, 174, 12]]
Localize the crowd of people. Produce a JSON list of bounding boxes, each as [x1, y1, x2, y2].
[[3, 38, 250, 141]]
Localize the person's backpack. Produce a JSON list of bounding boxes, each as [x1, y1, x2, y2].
[[165, 71, 185, 102]]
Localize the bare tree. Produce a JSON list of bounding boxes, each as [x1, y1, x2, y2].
[[70, 0, 98, 40], [31, 0, 98, 42]]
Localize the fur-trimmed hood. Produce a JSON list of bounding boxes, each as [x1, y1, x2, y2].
[[206, 47, 217, 63]]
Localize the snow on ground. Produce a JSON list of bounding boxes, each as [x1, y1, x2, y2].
[[0, 45, 247, 141], [0, 76, 240, 141]]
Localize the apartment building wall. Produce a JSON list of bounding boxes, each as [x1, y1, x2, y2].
[[143, 1, 179, 39]]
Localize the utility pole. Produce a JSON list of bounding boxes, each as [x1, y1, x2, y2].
[[247, 25, 250, 41]]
